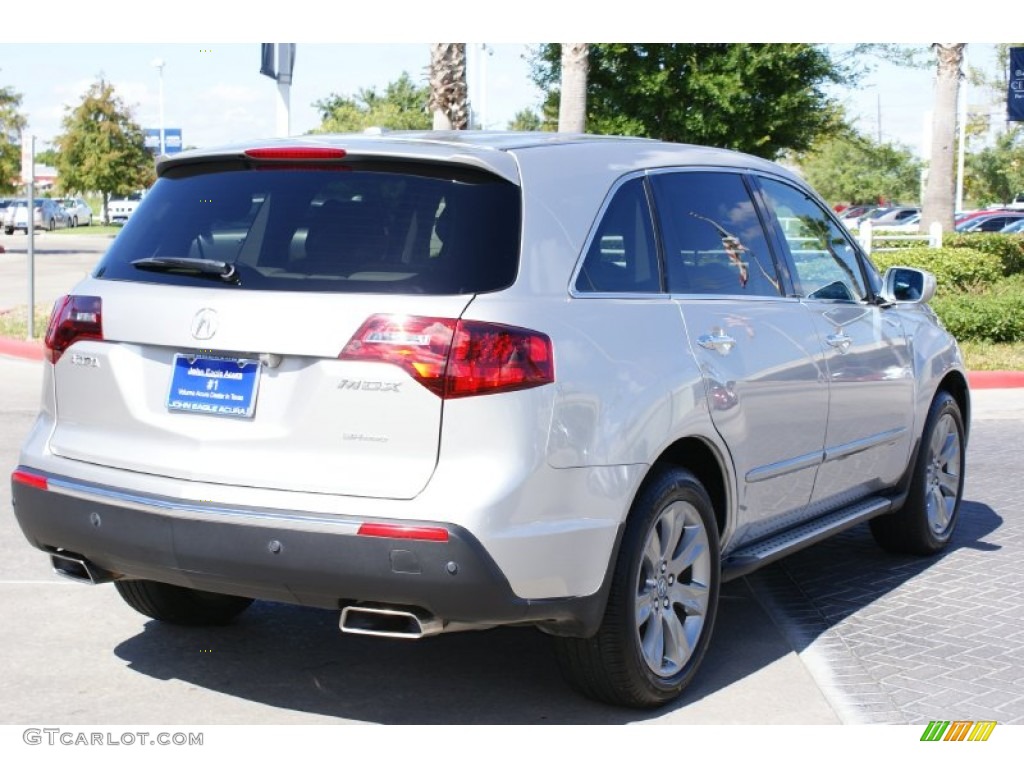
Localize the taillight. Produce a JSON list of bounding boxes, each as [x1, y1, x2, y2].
[[340, 315, 554, 399], [44, 295, 103, 364]]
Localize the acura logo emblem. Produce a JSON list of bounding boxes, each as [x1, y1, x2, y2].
[[190, 308, 219, 341]]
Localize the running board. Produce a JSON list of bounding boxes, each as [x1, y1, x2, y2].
[[722, 497, 893, 581]]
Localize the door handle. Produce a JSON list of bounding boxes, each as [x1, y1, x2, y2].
[[826, 332, 852, 354], [698, 332, 736, 356]]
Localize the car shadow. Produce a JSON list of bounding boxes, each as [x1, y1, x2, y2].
[[112, 576, 792, 724], [110, 500, 1002, 724]]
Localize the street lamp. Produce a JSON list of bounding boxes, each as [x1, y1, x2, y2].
[[151, 58, 165, 155]]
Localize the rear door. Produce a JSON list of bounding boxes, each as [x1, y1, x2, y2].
[[649, 170, 830, 545], [47, 157, 522, 500]]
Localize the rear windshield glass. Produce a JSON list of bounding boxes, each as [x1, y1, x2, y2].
[[94, 164, 521, 295]]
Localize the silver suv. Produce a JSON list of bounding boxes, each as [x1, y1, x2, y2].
[[11, 132, 969, 708]]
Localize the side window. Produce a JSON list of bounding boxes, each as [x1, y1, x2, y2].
[[575, 177, 661, 293], [759, 178, 868, 302], [649, 171, 781, 297]]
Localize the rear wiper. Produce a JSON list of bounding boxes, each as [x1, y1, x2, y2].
[[131, 257, 239, 283]]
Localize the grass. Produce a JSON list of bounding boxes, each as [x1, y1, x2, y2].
[[2, 300, 1022, 371], [0, 304, 53, 341]]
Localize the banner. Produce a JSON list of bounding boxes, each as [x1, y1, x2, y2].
[[1010, 47, 1024, 122]]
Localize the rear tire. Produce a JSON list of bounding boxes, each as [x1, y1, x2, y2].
[[553, 467, 721, 708], [115, 579, 253, 626], [870, 391, 965, 555]]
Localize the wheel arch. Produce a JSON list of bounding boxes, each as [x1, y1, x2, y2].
[[651, 435, 731, 540]]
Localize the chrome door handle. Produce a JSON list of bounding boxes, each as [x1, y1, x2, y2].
[[698, 333, 736, 356], [826, 332, 852, 354]]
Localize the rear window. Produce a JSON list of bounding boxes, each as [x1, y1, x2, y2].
[[94, 163, 521, 295]]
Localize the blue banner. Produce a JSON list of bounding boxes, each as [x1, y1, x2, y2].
[[1010, 47, 1024, 122]]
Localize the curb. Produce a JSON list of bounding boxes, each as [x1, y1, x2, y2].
[[0, 336, 44, 361], [1, 335, 1022, 388]]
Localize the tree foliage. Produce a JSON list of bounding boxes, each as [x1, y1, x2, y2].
[[312, 72, 431, 133], [796, 129, 922, 204], [507, 108, 544, 131], [530, 44, 849, 158], [1, 74, 28, 195], [966, 125, 1024, 206], [54, 79, 154, 217]]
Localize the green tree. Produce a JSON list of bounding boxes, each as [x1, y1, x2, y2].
[[795, 130, 922, 205], [507, 108, 544, 131], [312, 72, 431, 132], [530, 44, 849, 158], [54, 79, 154, 222], [966, 125, 1024, 206], [1, 76, 28, 194]]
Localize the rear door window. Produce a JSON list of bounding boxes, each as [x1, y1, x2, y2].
[[649, 171, 782, 297], [94, 163, 521, 295]]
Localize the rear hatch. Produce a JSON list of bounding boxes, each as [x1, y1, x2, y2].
[[46, 149, 522, 499]]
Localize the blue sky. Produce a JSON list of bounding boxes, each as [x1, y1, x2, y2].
[[0, 4, 1012, 158]]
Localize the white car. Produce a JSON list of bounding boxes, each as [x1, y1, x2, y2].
[[107, 192, 144, 225], [61, 197, 93, 227], [11, 132, 970, 708]]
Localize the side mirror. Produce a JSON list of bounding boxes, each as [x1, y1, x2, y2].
[[881, 266, 937, 304]]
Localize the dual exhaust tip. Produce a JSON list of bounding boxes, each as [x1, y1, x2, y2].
[[51, 552, 444, 639]]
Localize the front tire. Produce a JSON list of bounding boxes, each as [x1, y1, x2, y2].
[[115, 579, 253, 626], [870, 391, 965, 555], [553, 467, 721, 708]]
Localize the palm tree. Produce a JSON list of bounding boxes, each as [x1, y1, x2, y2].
[[429, 44, 468, 130], [558, 44, 589, 133], [921, 44, 966, 234]]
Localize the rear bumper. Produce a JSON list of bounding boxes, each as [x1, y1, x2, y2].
[[11, 467, 607, 636]]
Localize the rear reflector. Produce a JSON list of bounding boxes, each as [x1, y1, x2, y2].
[[11, 470, 48, 491], [245, 147, 347, 160], [44, 295, 103, 364], [340, 315, 554, 399], [357, 523, 450, 542]]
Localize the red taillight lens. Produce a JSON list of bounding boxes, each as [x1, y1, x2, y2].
[[340, 315, 554, 399], [11, 470, 48, 491], [357, 523, 450, 542], [245, 147, 348, 160], [44, 295, 103, 364]]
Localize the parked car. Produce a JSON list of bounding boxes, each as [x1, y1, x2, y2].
[[955, 212, 1024, 232], [107, 191, 145, 225], [3, 198, 68, 234], [10, 132, 970, 709], [61, 197, 93, 227], [999, 218, 1024, 234], [865, 206, 920, 227]]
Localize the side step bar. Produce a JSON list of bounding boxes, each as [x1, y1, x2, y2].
[[722, 497, 893, 581]]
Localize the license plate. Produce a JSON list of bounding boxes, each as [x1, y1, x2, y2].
[[167, 355, 261, 418]]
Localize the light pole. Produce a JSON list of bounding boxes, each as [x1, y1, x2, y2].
[[151, 58, 165, 155]]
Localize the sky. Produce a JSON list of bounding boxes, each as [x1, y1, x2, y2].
[[0, 3, 1015, 159]]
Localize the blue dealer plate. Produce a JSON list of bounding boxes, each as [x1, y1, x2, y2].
[[167, 355, 261, 418]]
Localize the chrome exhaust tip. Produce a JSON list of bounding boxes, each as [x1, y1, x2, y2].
[[340, 603, 444, 639], [50, 551, 115, 585]]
